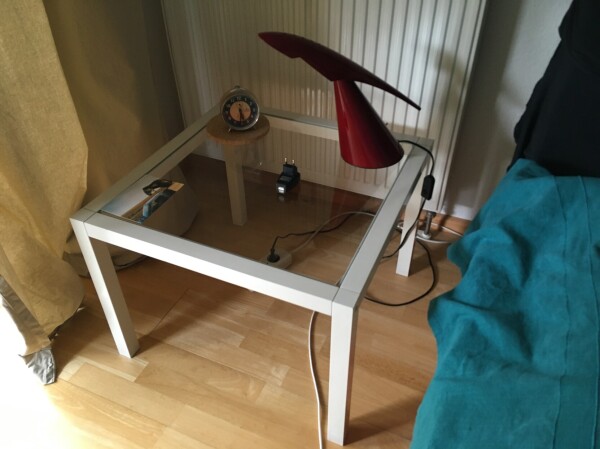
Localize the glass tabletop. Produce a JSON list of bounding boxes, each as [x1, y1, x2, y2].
[[97, 108, 427, 289]]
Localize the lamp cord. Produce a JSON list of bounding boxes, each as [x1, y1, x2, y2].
[[382, 198, 426, 259], [366, 238, 437, 306], [295, 142, 442, 449], [269, 210, 376, 256], [398, 139, 435, 175]]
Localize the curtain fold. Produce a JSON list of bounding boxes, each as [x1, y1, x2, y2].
[[0, 1, 87, 360], [1, 0, 188, 383], [43, 0, 188, 276], [43, 0, 181, 204]]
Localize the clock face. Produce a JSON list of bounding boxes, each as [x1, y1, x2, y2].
[[221, 91, 260, 131]]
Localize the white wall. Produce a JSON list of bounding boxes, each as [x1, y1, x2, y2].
[[442, 0, 570, 220]]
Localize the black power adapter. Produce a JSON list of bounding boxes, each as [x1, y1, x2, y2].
[[276, 159, 300, 195]]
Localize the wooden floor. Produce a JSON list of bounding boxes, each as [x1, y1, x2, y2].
[[1, 160, 464, 449]]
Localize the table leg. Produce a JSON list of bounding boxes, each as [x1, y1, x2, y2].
[[71, 215, 139, 357], [396, 172, 425, 276], [222, 145, 247, 226], [327, 293, 359, 445]]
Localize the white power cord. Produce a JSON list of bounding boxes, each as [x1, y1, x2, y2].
[[435, 223, 464, 237], [308, 310, 324, 449], [293, 211, 463, 449]]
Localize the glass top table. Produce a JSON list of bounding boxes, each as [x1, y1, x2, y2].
[[70, 107, 431, 445]]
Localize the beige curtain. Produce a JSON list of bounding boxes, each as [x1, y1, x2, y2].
[[44, 0, 186, 275], [1, 0, 187, 382], [0, 1, 87, 369], [43, 0, 182, 204]]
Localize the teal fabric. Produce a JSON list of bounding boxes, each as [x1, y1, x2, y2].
[[411, 159, 600, 448]]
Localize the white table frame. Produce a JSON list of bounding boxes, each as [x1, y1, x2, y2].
[[70, 107, 431, 446]]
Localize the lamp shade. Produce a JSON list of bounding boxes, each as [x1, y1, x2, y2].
[[258, 32, 421, 169]]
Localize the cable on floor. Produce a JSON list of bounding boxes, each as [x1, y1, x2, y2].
[[308, 310, 324, 449], [381, 198, 426, 259], [269, 210, 375, 256], [290, 210, 375, 255], [435, 223, 464, 237], [306, 235, 439, 449], [396, 219, 464, 244], [366, 239, 437, 307], [300, 142, 445, 446]]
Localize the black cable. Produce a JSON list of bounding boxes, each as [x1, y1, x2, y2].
[[365, 239, 437, 307], [380, 140, 435, 258], [398, 139, 435, 176], [272, 143, 434, 256], [268, 205, 437, 307], [382, 197, 426, 259], [270, 142, 437, 307], [269, 210, 375, 253]]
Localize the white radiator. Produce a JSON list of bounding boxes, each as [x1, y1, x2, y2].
[[163, 0, 487, 211]]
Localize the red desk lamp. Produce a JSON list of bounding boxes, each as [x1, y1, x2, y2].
[[258, 32, 421, 169]]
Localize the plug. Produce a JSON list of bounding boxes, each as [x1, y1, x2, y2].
[[267, 248, 280, 263], [276, 159, 300, 194], [261, 249, 292, 269]]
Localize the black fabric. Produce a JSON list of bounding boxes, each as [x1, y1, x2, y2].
[[509, 0, 600, 177], [559, 0, 600, 75]]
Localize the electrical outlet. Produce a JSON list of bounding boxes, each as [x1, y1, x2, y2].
[[260, 249, 292, 269]]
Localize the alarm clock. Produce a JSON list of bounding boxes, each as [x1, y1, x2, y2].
[[220, 86, 260, 131]]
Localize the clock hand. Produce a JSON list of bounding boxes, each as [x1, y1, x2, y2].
[[238, 105, 244, 121]]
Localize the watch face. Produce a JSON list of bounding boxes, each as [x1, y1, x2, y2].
[[221, 91, 260, 130]]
